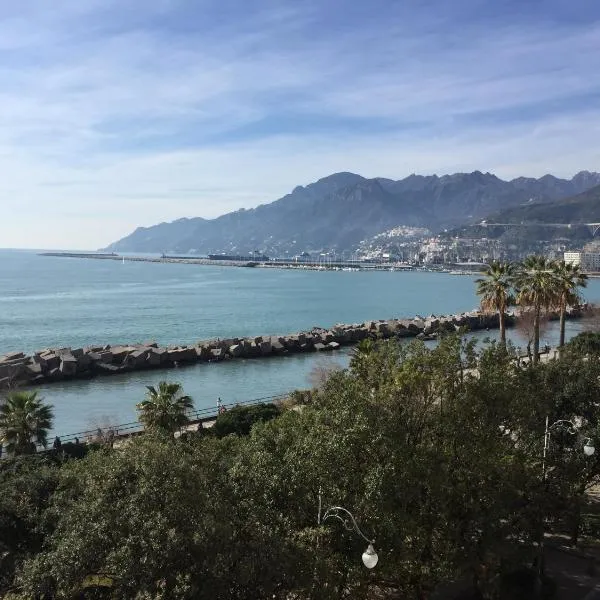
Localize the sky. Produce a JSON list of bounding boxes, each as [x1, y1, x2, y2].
[[0, 0, 599, 249]]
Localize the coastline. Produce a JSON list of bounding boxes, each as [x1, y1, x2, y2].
[[39, 251, 478, 274]]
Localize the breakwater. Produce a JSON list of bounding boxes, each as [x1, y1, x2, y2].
[[0, 308, 585, 391]]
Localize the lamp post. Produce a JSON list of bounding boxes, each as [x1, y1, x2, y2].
[[317, 489, 378, 569], [538, 417, 595, 576]]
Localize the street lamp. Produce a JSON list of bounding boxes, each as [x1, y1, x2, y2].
[[542, 418, 595, 480], [318, 489, 378, 569], [538, 417, 595, 576]]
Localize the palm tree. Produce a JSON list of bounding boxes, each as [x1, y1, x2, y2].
[[552, 260, 588, 350], [136, 381, 193, 435], [475, 261, 515, 346], [515, 256, 559, 364], [0, 391, 54, 455]]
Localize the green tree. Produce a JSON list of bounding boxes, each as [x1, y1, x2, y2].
[[232, 337, 538, 598], [475, 260, 515, 346], [18, 435, 309, 600], [0, 391, 54, 456], [552, 260, 588, 350], [212, 403, 280, 438], [515, 256, 559, 364], [0, 456, 59, 596], [136, 381, 193, 436], [566, 331, 600, 355]]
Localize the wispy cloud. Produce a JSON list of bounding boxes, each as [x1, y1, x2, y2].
[[0, 0, 599, 248]]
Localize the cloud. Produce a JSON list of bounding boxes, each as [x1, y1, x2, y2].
[[0, 0, 599, 248]]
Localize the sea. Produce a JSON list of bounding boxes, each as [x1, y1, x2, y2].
[[1, 249, 598, 436]]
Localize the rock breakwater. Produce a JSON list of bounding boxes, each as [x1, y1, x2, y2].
[[0, 308, 583, 391]]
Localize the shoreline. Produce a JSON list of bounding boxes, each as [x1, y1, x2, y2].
[[39, 251, 479, 274], [38, 251, 600, 276], [1, 310, 515, 391]]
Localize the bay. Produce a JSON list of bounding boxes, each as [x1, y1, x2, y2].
[[0, 250, 598, 436]]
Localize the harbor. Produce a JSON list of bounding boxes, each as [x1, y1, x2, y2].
[[40, 251, 483, 273]]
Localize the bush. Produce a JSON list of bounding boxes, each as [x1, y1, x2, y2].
[[566, 331, 600, 355], [212, 403, 281, 438]]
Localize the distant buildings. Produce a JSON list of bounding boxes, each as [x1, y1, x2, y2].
[[564, 241, 600, 272]]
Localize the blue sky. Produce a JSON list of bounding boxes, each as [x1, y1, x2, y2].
[[0, 0, 599, 249]]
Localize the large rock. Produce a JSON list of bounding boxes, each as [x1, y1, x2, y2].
[[59, 354, 79, 376], [88, 350, 113, 363], [168, 347, 197, 363], [0, 351, 25, 363], [259, 341, 272, 356], [210, 348, 224, 361], [111, 346, 136, 364], [38, 352, 60, 371], [314, 343, 330, 351], [0, 361, 27, 380], [126, 349, 149, 368], [146, 349, 162, 367], [229, 344, 244, 358]]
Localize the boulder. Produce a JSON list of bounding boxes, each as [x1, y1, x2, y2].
[[314, 343, 330, 351], [423, 318, 440, 335], [47, 367, 64, 381], [210, 348, 223, 361], [0, 361, 27, 380], [0, 351, 25, 363], [328, 342, 341, 350], [247, 342, 262, 358], [195, 345, 212, 361], [146, 349, 163, 367], [271, 340, 286, 354], [111, 346, 135, 364], [126, 349, 149, 368], [229, 344, 244, 358], [259, 341, 272, 355], [76, 353, 93, 369], [25, 363, 43, 378], [39, 352, 60, 371], [88, 350, 113, 363], [59, 355, 79, 376]]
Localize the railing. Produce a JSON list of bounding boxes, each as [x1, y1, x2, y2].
[[56, 392, 288, 445]]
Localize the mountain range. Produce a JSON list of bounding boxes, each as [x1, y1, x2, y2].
[[105, 170, 600, 255], [451, 183, 600, 243]]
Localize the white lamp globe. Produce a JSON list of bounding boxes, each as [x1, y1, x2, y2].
[[584, 441, 596, 457], [362, 543, 379, 569]]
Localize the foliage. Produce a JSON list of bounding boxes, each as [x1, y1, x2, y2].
[[17, 435, 310, 600], [0, 391, 54, 455], [515, 256, 559, 363], [566, 331, 600, 355], [475, 261, 515, 345], [0, 456, 59, 595], [212, 403, 281, 438], [136, 381, 193, 436], [6, 333, 600, 598], [552, 260, 588, 349]]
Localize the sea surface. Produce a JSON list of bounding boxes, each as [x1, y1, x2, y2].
[[1, 249, 598, 436]]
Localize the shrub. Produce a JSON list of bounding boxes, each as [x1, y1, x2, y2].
[[212, 403, 281, 438]]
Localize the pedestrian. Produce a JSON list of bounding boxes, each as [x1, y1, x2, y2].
[[53, 436, 62, 451]]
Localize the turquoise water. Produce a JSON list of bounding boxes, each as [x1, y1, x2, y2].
[[0, 250, 598, 435]]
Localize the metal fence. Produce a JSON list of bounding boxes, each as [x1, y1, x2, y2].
[[56, 392, 288, 445]]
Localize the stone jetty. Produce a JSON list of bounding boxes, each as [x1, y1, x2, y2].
[[0, 308, 583, 391]]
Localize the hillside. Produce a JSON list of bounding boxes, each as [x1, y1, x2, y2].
[[105, 171, 600, 255], [453, 184, 600, 243]]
